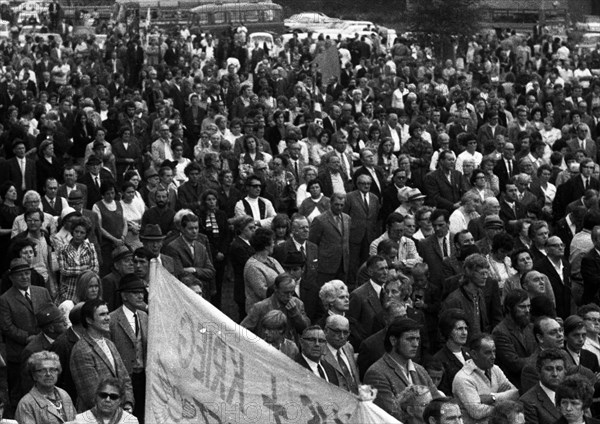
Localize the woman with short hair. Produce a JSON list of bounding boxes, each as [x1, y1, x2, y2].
[[74, 378, 138, 423]]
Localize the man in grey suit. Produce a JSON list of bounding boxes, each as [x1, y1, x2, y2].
[[308, 193, 351, 285], [109, 274, 149, 423], [344, 174, 381, 289], [322, 315, 360, 394], [519, 348, 564, 424], [0, 258, 53, 409]]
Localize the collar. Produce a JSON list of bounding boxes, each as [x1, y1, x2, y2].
[[43, 333, 55, 344], [123, 304, 137, 319], [302, 354, 321, 370], [369, 280, 382, 298], [292, 237, 306, 251], [18, 288, 31, 298], [539, 382, 556, 406]]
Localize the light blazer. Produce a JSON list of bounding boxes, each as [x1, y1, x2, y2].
[[165, 235, 216, 282], [308, 210, 351, 274], [322, 343, 360, 393], [347, 281, 385, 348], [109, 306, 148, 375], [0, 285, 52, 362], [519, 383, 562, 424], [15, 385, 77, 424], [70, 332, 134, 411], [343, 190, 381, 245], [57, 183, 88, 209]]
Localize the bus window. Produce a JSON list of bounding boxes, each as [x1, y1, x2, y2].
[[214, 11, 225, 23], [246, 10, 258, 22], [263, 9, 273, 22], [195, 12, 208, 24], [230, 10, 241, 22]]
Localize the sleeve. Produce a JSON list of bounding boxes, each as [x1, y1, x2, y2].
[[244, 262, 268, 301], [14, 395, 37, 424], [234, 200, 246, 218], [70, 344, 101, 410], [363, 367, 400, 420], [521, 393, 540, 424], [259, 199, 276, 228], [308, 217, 323, 246], [0, 296, 30, 346], [195, 249, 216, 281], [520, 363, 539, 394], [401, 239, 422, 268], [287, 297, 310, 333], [492, 327, 529, 377], [452, 373, 493, 421], [11, 217, 21, 238]]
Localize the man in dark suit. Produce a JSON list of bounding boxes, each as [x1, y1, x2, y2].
[[102, 246, 135, 312], [109, 274, 149, 423], [535, 236, 573, 319], [344, 175, 381, 289], [554, 158, 600, 218], [424, 150, 467, 212], [519, 348, 565, 424], [78, 155, 114, 210], [296, 325, 339, 386], [308, 193, 351, 285], [380, 113, 403, 154], [380, 169, 406, 220], [567, 124, 597, 159], [4, 138, 36, 200], [322, 315, 360, 394], [322, 104, 341, 135], [352, 149, 385, 200], [229, 216, 256, 321], [499, 181, 527, 228], [562, 315, 600, 373], [165, 213, 215, 295], [477, 111, 508, 153], [347, 255, 388, 349], [70, 299, 134, 412], [58, 166, 88, 208], [418, 208, 455, 288], [317, 155, 350, 198], [0, 258, 52, 408], [494, 142, 517, 192], [582, 226, 600, 305], [52, 303, 84, 403], [492, 289, 537, 388], [284, 141, 307, 185]]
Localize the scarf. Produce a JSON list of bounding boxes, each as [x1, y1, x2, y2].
[[206, 212, 220, 236], [90, 406, 125, 424]]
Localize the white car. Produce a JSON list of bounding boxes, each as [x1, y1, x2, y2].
[[284, 12, 341, 30]]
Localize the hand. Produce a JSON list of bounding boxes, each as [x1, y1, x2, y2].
[[183, 267, 196, 274], [285, 298, 299, 313], [216, 252, 225, 261], [413, 299, 425, 309], [114, 239, 124, 247], [479, 394, 494, 405]]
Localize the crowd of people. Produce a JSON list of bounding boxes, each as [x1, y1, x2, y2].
[[1, 5, 600, 423]]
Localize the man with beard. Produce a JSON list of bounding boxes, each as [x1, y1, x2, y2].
[[141, 187, 175, 236], [519, 349, 565, 424], [492, 289, 537, 388]]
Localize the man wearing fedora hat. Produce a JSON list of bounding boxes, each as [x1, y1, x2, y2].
[[110, 274, 148, 423], [78, 155, 115, 210], [139, 224, 182, 277], [20, 303, 67, 394], [0, 258, 53, 410], [102, 246, 135, 312], [395, 187, 426, 217]]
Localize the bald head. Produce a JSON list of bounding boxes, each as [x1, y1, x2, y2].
[[482, 197, 500, 215]]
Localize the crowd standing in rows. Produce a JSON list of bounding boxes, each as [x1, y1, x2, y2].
[[2, 7, 600, 423]]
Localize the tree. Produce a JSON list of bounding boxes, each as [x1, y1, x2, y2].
[[405, 0, 483, 59]]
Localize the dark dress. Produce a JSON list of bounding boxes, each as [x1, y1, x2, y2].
[[95, 200, 125, 276], [0, 203, 21, 273]]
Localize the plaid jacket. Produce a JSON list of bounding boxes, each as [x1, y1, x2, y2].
[[57, 240, 99, 303]]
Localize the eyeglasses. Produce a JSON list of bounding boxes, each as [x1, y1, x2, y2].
[[302, 337, 327, 344], [327, 327, 350, 336], [98, 392, 120, 401], [35, 367, 59, 374]]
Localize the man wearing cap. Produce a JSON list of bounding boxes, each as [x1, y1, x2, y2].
[[78, 155, 115, 210], [395, 187, 426, 217], [165, 213, 215, 291], [110, 274, 148, 422], [20, 303, 67, 394], [4, 138, 36, 199], [41, 177, 68, 218], [102, 246, 135, 312], [139, 224, 182, 277], [0, 258, 53, 408], [364, 317, 440, 419], [58, 166, 88, 208]]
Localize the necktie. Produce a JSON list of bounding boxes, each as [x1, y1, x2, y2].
[[133, 312, 139, 336], [294, 161, 299, 179], [363, 193, 369, 210], [484, 369, 492, 383], [300, 245, 306, 260], [336, 215, 343, 234], [317, 363, 327, 381], [20, 159, 26, 190], [507, 160, 512, 176], [586, 178, 590, 190], [337, 350, 355, 388], [25, 292, 33, 308], [95, 176, 100, 189], [50, 199, 55, 209], [442, 237, 448, 258]]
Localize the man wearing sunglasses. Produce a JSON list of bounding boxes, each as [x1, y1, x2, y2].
[[322, 315, 359, 394]]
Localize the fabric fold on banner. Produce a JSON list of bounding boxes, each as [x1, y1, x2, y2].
[[145, 261, 400, 424]]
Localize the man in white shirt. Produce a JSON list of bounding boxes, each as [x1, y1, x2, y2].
[[452, 334, 519, 424], [519, 348, 565, 424], [234, 175, 276, 227]]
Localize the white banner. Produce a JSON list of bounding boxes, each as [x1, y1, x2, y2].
[[145, 262, 400, 424]]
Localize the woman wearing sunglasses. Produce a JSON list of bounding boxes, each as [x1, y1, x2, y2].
[[74, 378, 138, 423]]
